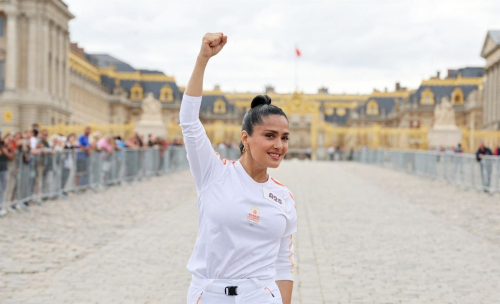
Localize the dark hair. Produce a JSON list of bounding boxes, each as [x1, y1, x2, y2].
[[239, 95, 288, 153]]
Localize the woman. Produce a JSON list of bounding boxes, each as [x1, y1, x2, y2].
[[0, 134, 15, 217], [180, 33, 297, 304]]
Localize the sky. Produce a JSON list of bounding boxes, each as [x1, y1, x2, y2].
[[64, 0, 500, 95]]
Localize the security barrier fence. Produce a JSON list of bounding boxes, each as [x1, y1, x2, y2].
[[353, 149, 500, 194], [1, 147, 189, 212]]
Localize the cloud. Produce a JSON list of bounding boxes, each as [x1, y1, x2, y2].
[[65, 0, 499, 94]]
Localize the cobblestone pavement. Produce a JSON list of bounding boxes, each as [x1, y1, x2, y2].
[[1, 161, 500, 303]]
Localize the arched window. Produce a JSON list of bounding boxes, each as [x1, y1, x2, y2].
[[366, 100, 379, 116], [160, 85, 174, 102], [213, 98, 226, 114], [420, 88, 435, 105], [336, 107, 346, 117], [451, 87, 464, 105], [325, 107, 334, 116], [130, 83, 143, 101]]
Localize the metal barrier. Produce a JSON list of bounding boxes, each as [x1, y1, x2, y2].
[[353, 149, 500, 194], [1, 146, 190, 212]]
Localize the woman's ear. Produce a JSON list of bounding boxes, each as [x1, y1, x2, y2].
[[241, 130, 248, 146]]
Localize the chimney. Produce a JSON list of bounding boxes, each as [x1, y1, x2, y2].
[[395, 82, 401, 91], [437, 71, 440, 79], [214, 85, 220, 91], [318, 86, 329, 94], [384, 87, 388, 93]]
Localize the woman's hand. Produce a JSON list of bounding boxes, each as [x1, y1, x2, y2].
[[199, 32, 228, 60]]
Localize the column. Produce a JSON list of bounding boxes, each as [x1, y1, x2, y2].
[[5, 13, 18, 91], [42, 19, 49, 93], [495, 63, 500, 127], [51, 26, 57, 96], [27, 15, 37, 91], [64, 33, 70, 101], [58, 29, 64, 99], [492, 65, 497, 127]]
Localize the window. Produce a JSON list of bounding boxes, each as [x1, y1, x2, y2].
[[213, 98, 226, 114], [420, 88, 435, 105], [130, 83, 143, 101], [366, 100, 379, 116], [451, 87, 464, 105], [160, 85, 174, 102]]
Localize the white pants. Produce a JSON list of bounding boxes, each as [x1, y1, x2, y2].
[[187, 276, 282, 304]]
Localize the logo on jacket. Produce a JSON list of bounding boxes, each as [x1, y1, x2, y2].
[[246, 207, 260, 225]]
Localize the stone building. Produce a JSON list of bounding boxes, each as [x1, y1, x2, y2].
[[0, 0, 497, 150], [0, 0, 73, 133], [481, 30, 500, 130], [349, 68, 485, 130]]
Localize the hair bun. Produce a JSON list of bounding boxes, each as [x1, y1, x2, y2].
[[251, 95, 272, 109]]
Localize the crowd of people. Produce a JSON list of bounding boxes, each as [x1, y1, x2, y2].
[[0, 124, 184, 217]]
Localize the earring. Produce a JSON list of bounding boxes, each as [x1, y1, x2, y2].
[[243, 145, 247, 153]]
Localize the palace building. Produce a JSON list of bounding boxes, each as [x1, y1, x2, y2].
[[0, 0, 498, 153]]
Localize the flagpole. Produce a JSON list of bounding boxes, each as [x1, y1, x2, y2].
[[295, 54, 298, 92], [294, 44, 298, 92]]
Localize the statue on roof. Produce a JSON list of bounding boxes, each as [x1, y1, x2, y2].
[[433, 96, 456, 128]]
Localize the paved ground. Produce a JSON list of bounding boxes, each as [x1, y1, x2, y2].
[[1, 161, 500, 304]]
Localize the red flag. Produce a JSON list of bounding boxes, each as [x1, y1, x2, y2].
[[295, 47, 301, 57]]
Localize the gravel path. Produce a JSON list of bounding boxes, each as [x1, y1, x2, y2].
[[1, 161, 499, 304]]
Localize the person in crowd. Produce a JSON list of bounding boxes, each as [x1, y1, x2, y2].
[[0, 133, 15, 217], [495, 145, 500, 156], [29, 129, 39, 151], [61, 133, 77, 192], [327, 145, 335, 161], [76, 127, 92, 187], [476, 141, 493, 192]]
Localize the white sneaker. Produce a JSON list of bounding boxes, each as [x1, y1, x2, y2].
[[0, 208, 6, 217]]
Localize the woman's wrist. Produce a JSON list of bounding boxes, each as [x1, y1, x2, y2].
[[196, 55, 210, 66]]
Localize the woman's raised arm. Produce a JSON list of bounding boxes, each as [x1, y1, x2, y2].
[[179, 33, 228, 194], [185, 33, 227, 97]]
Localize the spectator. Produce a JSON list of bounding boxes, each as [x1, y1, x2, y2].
[[455, 143, 463, 153], [61, 133, 77, 192], [0, 133, 15, 217], [476, 141, 493, 192], [327, 145, 335, 161], [38, 130, 52, 198], [495, 145, 500, 156], [29, 129, 39, 151], [76, 127, 92, 186]]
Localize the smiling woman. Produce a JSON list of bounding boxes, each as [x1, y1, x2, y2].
[[180, 33, 297, 304]]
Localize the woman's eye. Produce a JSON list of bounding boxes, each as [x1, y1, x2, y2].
[[282, 137, 289, 141], [266, 134, 274, 138]]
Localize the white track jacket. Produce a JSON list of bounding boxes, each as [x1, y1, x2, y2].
[[180, 94, 297, 282]]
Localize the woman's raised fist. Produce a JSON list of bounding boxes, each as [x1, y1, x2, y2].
[[199, 32, 227, 59]]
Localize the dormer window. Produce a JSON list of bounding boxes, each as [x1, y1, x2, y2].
[[366, 100, 379, 116], [420, 88, 435, 105], [213, 98, 226, 114], [130, 83, 143, 101], [451, 87, 464, 105], [160, 85, 174, 102]]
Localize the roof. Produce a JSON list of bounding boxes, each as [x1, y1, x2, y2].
[[199, 95, 235, 113], [356, 97, 401, 116], [89, 54, 136, 72], [409, 85, 478, 105], [489, 30, 500, 45], [447, 67, 484, 78]]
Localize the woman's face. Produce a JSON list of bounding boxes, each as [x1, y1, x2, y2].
[[246, 115, 289, 169]]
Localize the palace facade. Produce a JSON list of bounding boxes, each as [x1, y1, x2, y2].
[[0, 1, 499, 153]]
